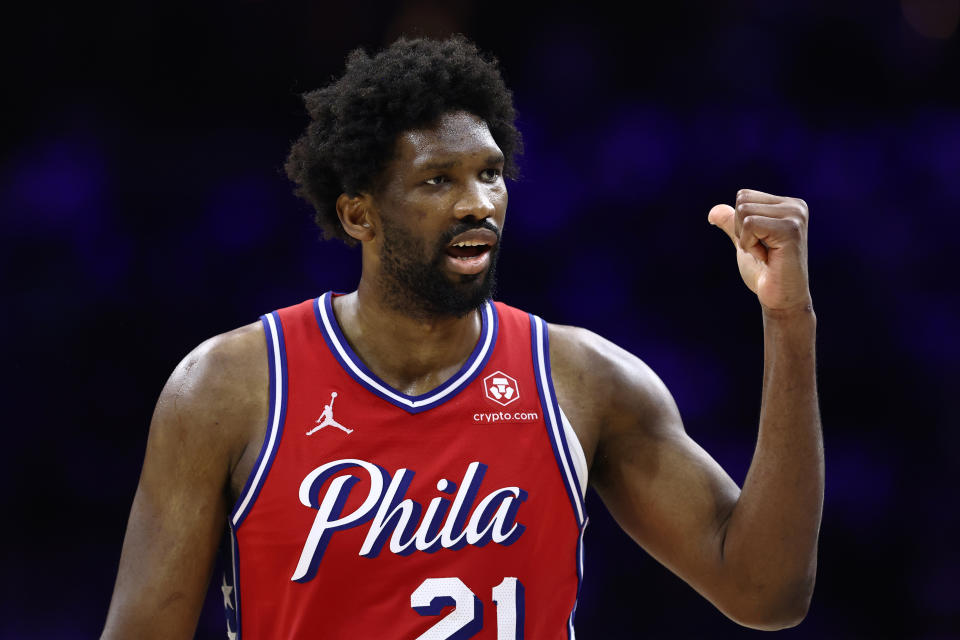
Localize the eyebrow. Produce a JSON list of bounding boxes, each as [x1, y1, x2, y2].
[[418, 153, 505, 172]]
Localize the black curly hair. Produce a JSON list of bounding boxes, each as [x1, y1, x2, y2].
[[285, 35, 522, 245]]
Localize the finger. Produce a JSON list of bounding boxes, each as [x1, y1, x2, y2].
[[741, 215, 804, 260], [708, 204, 738, 247], [736, 200, 808, 240], [736, 188, 784, 205], [735, 201, 808, 240], [739, 216, 770, 264]]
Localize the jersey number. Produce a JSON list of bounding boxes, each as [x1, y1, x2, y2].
[[410, 577, 524, 640]]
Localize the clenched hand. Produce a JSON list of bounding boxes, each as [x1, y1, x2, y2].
[[708, 189, 813, 313]]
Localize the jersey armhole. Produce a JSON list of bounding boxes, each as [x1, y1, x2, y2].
[[229, 311, 288, 529], [530, 314, 587, 526], [558, 407, 588, 499]]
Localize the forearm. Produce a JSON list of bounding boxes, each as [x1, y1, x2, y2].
[[720, 304, 823, 625]]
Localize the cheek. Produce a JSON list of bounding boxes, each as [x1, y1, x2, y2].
[[406, 200, 429, 222], [400, 195, 435, 222], [494, 186, 508, 216], [487, 181, 507, 205]]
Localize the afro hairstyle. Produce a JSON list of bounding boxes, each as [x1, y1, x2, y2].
[[284, 34, 522, 245]]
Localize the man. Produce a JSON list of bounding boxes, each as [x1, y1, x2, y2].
[[101, 36, 822, 639]]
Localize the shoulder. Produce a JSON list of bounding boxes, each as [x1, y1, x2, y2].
[[547, 322, 674, 417], [164, 321, 267, 411], [546, 322, 684, 480], [152, 321, 268, 473]]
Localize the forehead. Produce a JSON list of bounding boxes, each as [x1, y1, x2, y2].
[[396, 111, 502, 170]]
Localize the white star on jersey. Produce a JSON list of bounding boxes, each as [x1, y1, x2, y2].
[[221, 574, 234, 609], [222, 574, 237, 639]]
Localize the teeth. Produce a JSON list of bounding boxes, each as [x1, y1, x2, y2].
[[452, 241, 486, 247]]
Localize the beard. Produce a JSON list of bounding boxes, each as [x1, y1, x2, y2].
[[378, 216, 500, 319]]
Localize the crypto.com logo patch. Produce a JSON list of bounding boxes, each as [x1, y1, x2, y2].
[[483, 371, 519, 407]]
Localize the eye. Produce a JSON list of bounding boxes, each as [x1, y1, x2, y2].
[[425, 175, 448, 186], [480, 168, 501, 182]]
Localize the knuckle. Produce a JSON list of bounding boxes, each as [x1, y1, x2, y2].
[[785, 218, 803, 237], [792, 198, 809, 216]]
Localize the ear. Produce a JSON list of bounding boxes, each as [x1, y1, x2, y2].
[[336, 193, 376, 243]]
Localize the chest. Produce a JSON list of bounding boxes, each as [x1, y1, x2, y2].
[[230, 358, 599, 507]]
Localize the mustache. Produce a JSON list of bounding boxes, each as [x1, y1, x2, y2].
[[438, 219, 501, 246]]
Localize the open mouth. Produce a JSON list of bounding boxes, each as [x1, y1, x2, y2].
[[446, 241, 492, 260], [445, 227, 499, 259], [443, 228, 499, 274]]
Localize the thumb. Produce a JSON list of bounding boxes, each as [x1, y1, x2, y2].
[[708, 204, 738, 247]]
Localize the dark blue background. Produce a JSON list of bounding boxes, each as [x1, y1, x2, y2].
[[2, 1, 958, 637]]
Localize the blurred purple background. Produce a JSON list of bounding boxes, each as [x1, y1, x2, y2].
[[2, 0, 958, 637]]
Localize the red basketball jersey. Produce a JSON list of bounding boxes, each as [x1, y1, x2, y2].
[[223, 293, 588, 639]]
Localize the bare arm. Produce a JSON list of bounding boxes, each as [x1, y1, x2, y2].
[[719, 305, 820, 625], [555, 190, 822, 629], [101, 323, 267, 640]]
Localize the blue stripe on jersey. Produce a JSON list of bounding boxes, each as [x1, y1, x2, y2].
[[228, 526, 242, 639], [313, 292, 499, 414], [529, 313, 588, 639], [529, 314, 586, 525], [230, 311, 288, 528], [567, 518, 589, 639], [540, 318, 586, 511]]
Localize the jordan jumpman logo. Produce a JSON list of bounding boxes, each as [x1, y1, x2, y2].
[[306, 392, 353, 435]]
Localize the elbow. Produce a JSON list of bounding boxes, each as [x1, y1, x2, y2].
[[729, 595, 811, 631], [721, 575, 815, 631]]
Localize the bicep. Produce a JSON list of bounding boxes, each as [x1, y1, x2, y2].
[[590, 358, 741, 602], [102, 353, 240, 639]]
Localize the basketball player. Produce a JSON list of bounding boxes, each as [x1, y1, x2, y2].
[[101, 36, 822, 639]]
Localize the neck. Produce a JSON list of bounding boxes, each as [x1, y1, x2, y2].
[[332, 278, 484, 396]]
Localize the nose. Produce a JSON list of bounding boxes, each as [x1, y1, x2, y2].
[[453, 179, 497, 221]]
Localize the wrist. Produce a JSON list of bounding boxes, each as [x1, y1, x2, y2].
[[761, 301, 817, 338], [761, 299, 815, 321]]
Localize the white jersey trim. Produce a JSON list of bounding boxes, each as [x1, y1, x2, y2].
[[230, 312, 286, 528], [316, 292, 497, 413], [559, 407, 588, 500], [531, 315, 586, 525]]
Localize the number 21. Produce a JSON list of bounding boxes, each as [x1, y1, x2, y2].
[[410, 576, 525, 639]]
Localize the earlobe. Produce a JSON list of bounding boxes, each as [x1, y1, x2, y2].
[[336, 193, 376, 242]]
